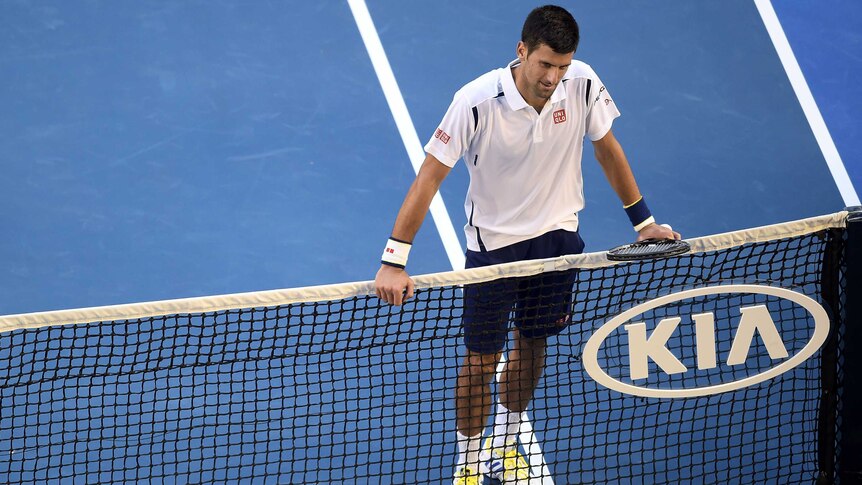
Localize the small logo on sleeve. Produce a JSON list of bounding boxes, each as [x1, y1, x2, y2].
[[553, 109, 567, 124], [435, 128, 451, 144]]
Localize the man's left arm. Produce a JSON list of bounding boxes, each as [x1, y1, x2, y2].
[[592, 129, 680, 241]]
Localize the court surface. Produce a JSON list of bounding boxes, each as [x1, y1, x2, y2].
[[0, 0, 859, 481], [1, 0, 859, 315]]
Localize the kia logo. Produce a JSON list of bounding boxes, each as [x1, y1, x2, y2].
[[582, 285, 830, 398]]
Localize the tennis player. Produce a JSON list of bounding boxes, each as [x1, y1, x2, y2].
[[375, 5, 679, 484]]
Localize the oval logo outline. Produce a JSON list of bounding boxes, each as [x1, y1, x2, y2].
[[582, 284, 830, 398]]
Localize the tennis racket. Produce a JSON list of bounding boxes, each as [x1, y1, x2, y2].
[[606, 238, 690, 261]]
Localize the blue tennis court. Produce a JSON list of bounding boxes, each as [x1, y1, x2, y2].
[[1, 0, 858, 315], [1, 1, 859, 483]]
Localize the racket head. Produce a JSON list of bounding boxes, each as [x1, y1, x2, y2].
[[606, 238, 691, 262]]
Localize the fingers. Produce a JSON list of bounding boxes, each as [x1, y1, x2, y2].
[[383, 284, 411, 306], [405, 278, 415, 302], [392, 285, 404, 306], [376, 278, 392, 305], [637, 222, 681, 242], [659, 223, 680, 240], [376, 284, 401, 306], [376, 287, 396, 305], [374, 266, 413, 306], [664, 226, 682, 240], [374, 277, 385, 301]]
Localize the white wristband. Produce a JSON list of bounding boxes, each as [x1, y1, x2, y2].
[[633, 216, 656, 232], [381, 238, 412, 268]]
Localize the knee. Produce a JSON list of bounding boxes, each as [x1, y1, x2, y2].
[[463, 351, 501, 377], [517, 332, 548, 352]]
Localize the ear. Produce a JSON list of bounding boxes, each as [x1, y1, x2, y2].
[[516, 41, 527, 60]]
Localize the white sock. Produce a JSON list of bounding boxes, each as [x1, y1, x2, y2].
[[456, 431, 482, 470], [492, 402, 522, 447]]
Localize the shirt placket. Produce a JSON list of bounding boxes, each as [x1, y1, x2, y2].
[[530, 108, 544, 143]]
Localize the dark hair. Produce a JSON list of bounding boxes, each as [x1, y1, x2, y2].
[[521, 5, 579, 54]]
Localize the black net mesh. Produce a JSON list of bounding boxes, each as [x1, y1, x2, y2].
[[0, 226, 848, 484]]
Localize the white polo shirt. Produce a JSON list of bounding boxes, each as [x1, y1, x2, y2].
[[424, 59, 620, 252]]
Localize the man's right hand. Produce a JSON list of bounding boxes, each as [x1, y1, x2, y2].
[[374, 265, 415, 306]]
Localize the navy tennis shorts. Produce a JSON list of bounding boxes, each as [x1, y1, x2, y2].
[[462, 229, 585, 354]]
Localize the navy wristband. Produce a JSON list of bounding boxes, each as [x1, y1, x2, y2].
[[624, 197, 654, 230]]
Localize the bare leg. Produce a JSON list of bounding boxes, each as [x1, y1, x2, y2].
[[499, 330, 547, 413], [456, 350, 502, 437]]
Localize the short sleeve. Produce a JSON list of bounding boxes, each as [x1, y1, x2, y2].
[[423, 93, 474, 167], [585, 75, 621, 142]]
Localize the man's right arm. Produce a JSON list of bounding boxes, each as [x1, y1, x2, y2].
[[375, 153, 452, 306]]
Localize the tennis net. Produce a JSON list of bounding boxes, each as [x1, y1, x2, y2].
[[0, 210, 859, 484]]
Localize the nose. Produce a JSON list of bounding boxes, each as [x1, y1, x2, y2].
[[544, 68, 559, 85]]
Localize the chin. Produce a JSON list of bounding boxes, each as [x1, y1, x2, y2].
[[536, 87, 554, 98]]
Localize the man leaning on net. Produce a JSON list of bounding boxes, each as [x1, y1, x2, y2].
[[374, 5, 679, 484]]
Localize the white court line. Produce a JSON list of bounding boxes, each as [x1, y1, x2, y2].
[[346, 0, 464, 271], [347, 1, 553, 482], [754, 0, 861, 207]]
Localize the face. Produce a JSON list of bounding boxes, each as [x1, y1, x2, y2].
[[515, 42, 573, 103]]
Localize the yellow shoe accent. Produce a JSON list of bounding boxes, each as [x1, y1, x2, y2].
[[453, 465, 481, 485], [480, 438, 531, 484]]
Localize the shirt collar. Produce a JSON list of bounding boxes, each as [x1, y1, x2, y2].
[[500, 58, 569, 111], [500, 59, 529, 111]]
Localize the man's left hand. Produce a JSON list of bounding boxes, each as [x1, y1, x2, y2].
[[637, 222, 681, 242]]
